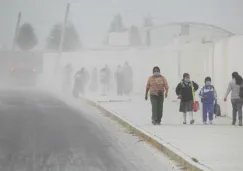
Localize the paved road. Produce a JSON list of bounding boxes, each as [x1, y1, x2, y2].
[[0, 88, 184, 171]]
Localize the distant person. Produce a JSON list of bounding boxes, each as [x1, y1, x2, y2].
[[224, 72, 243, 126], [199, 77, 217, 124], [100, 65, 111, 95], [122, 61, 133, 95], [73, 68, 86, 97], [89, 67, 98, 92], [145, 66, 169, 125], [115, 65, 123, 96], [176, 73, 199, 125], [62, 63, 73, 93]]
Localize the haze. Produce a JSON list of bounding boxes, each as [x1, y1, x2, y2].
[[1, 0, 243, 48], [1, 0, 243, 171]]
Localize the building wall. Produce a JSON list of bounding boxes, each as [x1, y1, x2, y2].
[[41, 35, 243, 117], [42, 43, 211, 100]]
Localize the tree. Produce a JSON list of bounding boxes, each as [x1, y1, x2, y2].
[[16, 23, 38, 50], [109, 14, 126, 33], [143, 15, 154, 27], [129, 25, 141, 46], [47, 22, 80, 52]]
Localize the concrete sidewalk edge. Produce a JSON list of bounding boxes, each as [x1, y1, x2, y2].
[[83, 98, 213, 171]]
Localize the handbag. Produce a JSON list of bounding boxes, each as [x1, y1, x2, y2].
[[191, 81, 199, 112], [214, 100, 221, 117]]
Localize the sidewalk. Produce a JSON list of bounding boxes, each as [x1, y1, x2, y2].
[[86, 95, 243, 171]]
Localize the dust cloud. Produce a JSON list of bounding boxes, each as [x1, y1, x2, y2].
[[0, 0, 243, 170]]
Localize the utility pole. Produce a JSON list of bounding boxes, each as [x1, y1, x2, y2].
[[55, 3, 70, 75], [12, 12, 21, 51]]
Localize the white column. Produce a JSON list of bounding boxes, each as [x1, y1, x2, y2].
[[177, 51, 181, 80], [210, 43, 215, 84], [223, 39, 230, 116]]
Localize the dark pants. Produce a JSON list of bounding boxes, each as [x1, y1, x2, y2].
[[231, 99, 243, 122], [150, 94, 164, 123], [202, 103, 214, 122]]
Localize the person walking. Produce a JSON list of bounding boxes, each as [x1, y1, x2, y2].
[[199, 77, 217, 124], [73, 68, 86, 97], [145, 66, 169, 125], [176, 73, 199, 124], [224, 72, 243, 126]]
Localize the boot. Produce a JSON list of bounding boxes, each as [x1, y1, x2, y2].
[[190, 120, 195, 125], [152, 120, 156, 125], [239, 120, 242, 126]]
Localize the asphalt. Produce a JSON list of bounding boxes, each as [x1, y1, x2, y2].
[[0, 88, 183, 171]]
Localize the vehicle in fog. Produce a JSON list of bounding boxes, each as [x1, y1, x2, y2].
[[0, 51, 44, 86], [10, 61, 37, 86]]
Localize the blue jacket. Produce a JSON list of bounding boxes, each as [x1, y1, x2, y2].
[[199, 85, 217, 104]]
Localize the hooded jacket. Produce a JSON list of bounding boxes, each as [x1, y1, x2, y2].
[[199, 85, 217, 104]]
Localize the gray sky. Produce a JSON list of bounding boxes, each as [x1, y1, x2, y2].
[[1, 0, 243, 48]]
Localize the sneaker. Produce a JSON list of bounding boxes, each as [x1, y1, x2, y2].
[[232, 121, 236, 125], [152, 121, 156, 125], [203, 122, 207, 125], [156, 122, 161, 125], [239, 121, 242, 126], [209, 120, 213, 125], [190, 120, 195, 125], [183, 121, 187, 125]]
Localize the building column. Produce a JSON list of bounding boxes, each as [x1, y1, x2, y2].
[[177, 51, 181, 80]]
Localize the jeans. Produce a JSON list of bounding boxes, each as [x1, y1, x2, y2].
[[202, 103, 214, 122], [231, 99, 243, 122], [150, 94, 164, 123]]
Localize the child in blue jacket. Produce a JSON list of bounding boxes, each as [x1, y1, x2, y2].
[[199, 77, 217, 124]]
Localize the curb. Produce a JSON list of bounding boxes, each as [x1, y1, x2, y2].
[[83, 98, 213, 171]]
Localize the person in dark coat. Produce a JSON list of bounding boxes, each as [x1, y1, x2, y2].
[[176, 73, 199, 125], [73, 68, 86, 96], [122, 61, 133, 95]]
